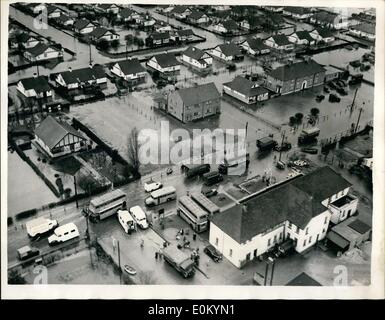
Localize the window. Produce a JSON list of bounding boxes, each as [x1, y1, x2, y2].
[[268, 238, 271, 246], [279, 232, 283, 240], [303, 239, 306, 246], [324, 216, 328, 224], [305, 227, 309, 235], [323, 228, 326, 233], [288, 222, 292, 229], [215, 238, 219, 246], [296, 226, 300, 233], [273, 235, 277, 243], [309, 236, 312, 243], [229, 249, 233, 257]]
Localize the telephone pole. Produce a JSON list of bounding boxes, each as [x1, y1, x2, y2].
[[354, 107, 363, 133], [350, 87, 358, 111], [278, 130, 286, 162], [89, 43, 92, 65]]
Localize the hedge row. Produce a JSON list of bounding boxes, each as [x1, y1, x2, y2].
[[15, 208, 37, 221]]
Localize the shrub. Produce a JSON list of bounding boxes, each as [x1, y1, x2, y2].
[[15, 208, 37, 221], [7, 217, 13, 226]]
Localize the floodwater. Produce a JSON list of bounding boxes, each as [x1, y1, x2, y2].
[[7, 151, 58, 217]]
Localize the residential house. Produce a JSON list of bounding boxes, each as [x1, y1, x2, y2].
[[154, 21, 173, 33], [265, 59, 326, 94], [223, 76, 269, 104], [288, 30, 316, 45], [212, 5, 231, 12], [283, 6, 313, 20], [209, 166, 357, 268], [96, 3, 121, 14], [213, 19, 239, 34], [162, 5, 175, 14], [264, 34, 295, 51], [118, 8, 140, 22], [73, 19, 96, 34], [146, 53, 181, 78], [188, 10, 210, 24], [46, 4, 65, 19], [55, 14, 75, 27], [136, 14, 156, 28], [239, 17, 264, 31], [181, 46, 212, 71], [173, 29, 194, 42], [23, 42, 63, 62], [210, 43, 244, 61], [171, 6, 192, 19], [240, 38, 270, 56], [310, 28, 336, 43], [167, 82, 221, 123], [349, 23, 376, 41], [18, 33, 40, 48], [110, 58, 147, 85], [88, 27, 120, 42], [54, 65, 107, 93], [146, 32, 171, 46], [17, 74, 52, 99], [265, 6, 284, 13], [34, 116, 89, 158], [310, 11, 348, 29]]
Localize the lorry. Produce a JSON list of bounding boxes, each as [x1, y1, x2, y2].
[[26, 217, 58, 238], [202, 171, 223, 186], [181, 164, 211, 178], [218, 152, 250, 175], [256, 137, 278, 152], [298, 127, 320, 145], [162, 245, 196, 278]]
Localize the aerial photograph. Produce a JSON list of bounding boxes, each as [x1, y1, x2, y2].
[[6, 2, 375, 287]]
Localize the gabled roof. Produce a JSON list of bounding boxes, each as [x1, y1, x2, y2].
[[114, 59, 146, 75], [220, 19, 238, 31], [215, 43, 242, 57], [291, 30, 315, 42], [89, 27, 116, 39], [150, 53, 179, 68], [56, 14, 73, 23], [242, 37, 270, 51], [268, 59, 325, 81], [223, 76, 269, 97], [351, 23, 375, 35], [183, 46, 207, 60], [286, 273, 322, 286], [25, 42, 56, 56], [189, 10, 207, 20], [19, 76, 51, 93], [312, 27, 335, 38], [176, 29, 194, 37], [98, 3, 119, 10], [284, 6, 312, 15], [172, 5, 190, 14], [312, 11, 339, 24], [56, 65, 106, 85], [177, 82, 220, 106], [268, 34, 291, 46], [74, 18, 94, 30], [119, 8, 137, 18], [35, 116, 86, 149], [47, 4, 63, 14], [19, 32, 38, 43]]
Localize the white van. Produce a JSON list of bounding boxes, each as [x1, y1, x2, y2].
[[48, 222, 79, 245], [118, 209, 136, 233], [129, 206, 149, 229], [26, 217, 58, 238]]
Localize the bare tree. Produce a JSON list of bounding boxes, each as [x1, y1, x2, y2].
[[127, 127, 141, 176]]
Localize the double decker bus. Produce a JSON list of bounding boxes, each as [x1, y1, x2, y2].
[[177, 195, 209, 233], [88, 189, 126, 222]]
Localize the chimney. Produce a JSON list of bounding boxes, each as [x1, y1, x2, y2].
[[68, 67, 72, 72], [33, 73, 38, 78]]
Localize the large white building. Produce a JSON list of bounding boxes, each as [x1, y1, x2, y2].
[[209, 167, 358, 268], [181, 46, 213, 70]]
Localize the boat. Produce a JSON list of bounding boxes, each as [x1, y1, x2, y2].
[[124, 265, 137, 275]]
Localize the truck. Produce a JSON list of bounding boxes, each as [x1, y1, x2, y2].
[[162, 245, 196, 278], [26, 217, 58, 238], [256, 137, 278, 151], [298, 127, 320, 144], [202, 171, 223, 186], [181, 164, 211, 178], [218, 152, 250, 175]]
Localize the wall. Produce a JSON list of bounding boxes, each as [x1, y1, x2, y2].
[[167, 91, 184, 122]]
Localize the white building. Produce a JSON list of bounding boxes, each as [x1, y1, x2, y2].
[[223, 76, 269, 104], [288, 30, 316, 45], [181, 46, 212, 70], [110, 58, 147, 83], [264, 34, 295, 51], [240, 38, 270, 56], [209, 167, 358, 268], [310, 28, 336, 43], [89, 27, 120, 42], [73, 19, 96, 34], [213, 19, 238, 34], [146, 53, 181, 75], [310, 11, 348, 30], [17, 74, 52, 99], [210, 43, 243, 61], [23, 42, 63, 62], [55, 65, 107, 91]]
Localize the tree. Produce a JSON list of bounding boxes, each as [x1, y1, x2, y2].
[[295, 112, 304, 122], [111, 39, 120, 48], [97, 39, 110, 51], [127, 127, 141, 177], [310, 107, 320, 117], [8, 270, 26, 284], [289, 116, 296, 126]]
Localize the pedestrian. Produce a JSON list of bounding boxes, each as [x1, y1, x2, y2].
[[155, 251, 158, 259], [193, 233, 197, 241]]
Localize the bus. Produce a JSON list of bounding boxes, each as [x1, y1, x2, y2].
[[177, 195, 209, 233], [88, 189, 126, 222], [202, 171, 223, 186], [181, 164, 211, 178], [190, 192, 220, 216], [145, 186, 177, 207]]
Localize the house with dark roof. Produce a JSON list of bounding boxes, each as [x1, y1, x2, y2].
[[266, 59, 326, 95], [23, 42, 63, 62], [54, 65, 107, 92], [288, 30, 316, 45], [146, 53, 181, 79], [88, 27, 120, 42], [55, 14, 74, 27], [240, 37, 270, 56], [188, 10, 210, 24], [17, 33, 40, 48], [118, 8, 140, 22], [110, 58, 147, 84], [136, 14, 156, 28], [167, 82, 221, 123], [239, 16, 264, 31], [213, 19, 239, 34], [173, 29, 194, 42], [310, 11, 348, 29], [223, 76, 269, 104], [210, 43, 244, 61], [171, 6, 192, 19], [73, 18, 96, 34], [17, 74, 52, 99], [181, 46, 212, 70], [265, 6, 284, 13], [34, 116, 89, 158], [283, 6, 313, 20], [95, 3, 120, 14], [154, 21, 173, 33], [209, 166, 357, 268], [310, 28, 336, 43], [146, 31, 171, 46], [264, 34, 294, 51], [349, 23, 376, 41], [47, 4, 65, 18]]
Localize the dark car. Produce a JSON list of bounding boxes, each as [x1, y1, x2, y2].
[[17, 246, 40, 261], [204, 245, 223, 262], [274, 142, 292, 152], [301, 147, 318, 154], [202, 188, 218, 198]]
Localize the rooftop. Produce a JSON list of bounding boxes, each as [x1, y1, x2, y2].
[[292, 30, 315, 42], [189, 10, 207, 20], [56, 65, 106, 84], [183, 46, 207, 60], [151, 53, 179, 68], [312, 11, 340, 24], [268, 59, 325, 81], [268, 34, 291, 46], [19, 75, 51, 93], [89, 27, 116, 39], [286, 272, 322, 286], [115, 59, 146, 75], [312, 27, 335, 38], [351, 23, 376, 35], [25, 42, 54, 56], [216, 42, 242, 57], [223, 76, 269, 97], [220, 19, 239, 31], [176, 82, 220, 106], [74, 18, 93, 30]]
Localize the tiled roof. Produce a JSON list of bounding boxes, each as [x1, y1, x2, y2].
[[177, 29, 194, 37], [74, 18, 93, 30], [221, 19, 238, 31], [189, 10, 206, 20], [119, 8, 136, 18], [177, 82, 220, 106], [57, 65, 106, 84], [89, 27, 116, 39], [268, 59, 325, 81], [25, 42, 53, 56], [183, 46, 206, 60], [151, 53, 179, 68], [115, 59, 146, 75], [216, 42, 242, 57], [292, 30, 315, 42], [19, 76, 51, 93], [223, 76, 269, 97], [269, 34, 291, 46], [312, 27, 335, 38], [172, 5, 190, 14], [242, 37, 270, 51]]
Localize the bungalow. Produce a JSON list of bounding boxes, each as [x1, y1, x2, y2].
[[213, 19, 239, 34], [223, 76, 269, 104], [265, 59, 325, 95], [240, 38, 271, 56], [17, 74, 52, 99], [154, 21, 173, 33], [110, 58, 147, 84], [18, 33, 40, 48], [310, 11, 348, 29], [349, 23, 376, 41], [310, 28, 335, 43], [55, 14, 75, 27], [162, 5, 175, 14], [283, 6, 313, 20], [181, 46, 213, 70], [288, 30, 316, 45], [212, 5, 231, 12], [209, 166, 357, 268], [73, 19, 96, 34], [264, 34, 295, 51], [23, 42, 63, 62], [146, 32, 171, 46], [136, 14, 156, 28], [118, 8, 140, 22], [239, 17, 264, 31], [54, 65, 107, 91], [173, 29, 194, 42], [34, 116, 89, 158], [96, 3, 121, 14], [167, 82, 221, 123], [146, 53, 181, 77], [47, 5, 65, 19], [210, 43, 243, 62], [188, 10, 210, 24], [88, 27, 120, 42], [171, 6, 192, 19]]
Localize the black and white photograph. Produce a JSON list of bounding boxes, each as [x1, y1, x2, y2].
[[1, 0, 384, 299]]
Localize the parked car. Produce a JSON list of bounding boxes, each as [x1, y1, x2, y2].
[[294, 159, 309, 167], [276, 161, 285, 170], [323, 86, 330, 93], [202, 188, 218, 198], [329, 93, 341, 103], [129, 206, 149, 229], [124, 265, 137, 275], [204, 245, 223, 262], [144, 181, 163, 192], [17, 246, 40, 261], [166, 167, 173, 175], [274, 142, 292, 152], [301, 147, 318, 154], [48, 223, 79, 246], [316, 94, 325, 102]]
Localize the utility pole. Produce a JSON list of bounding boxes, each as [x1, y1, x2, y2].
[[354, 107, 363, 133], [278, 130, 286, 162], [126, 42, 128, 60], [269, 260, 275, 286], [263, 263, 269, 286], [244, 122, 248, 149], [36, 61, 40, 76], [350, 87, 358, 111], [89, 43, 92, 65], [74, 175, 78, 208]]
